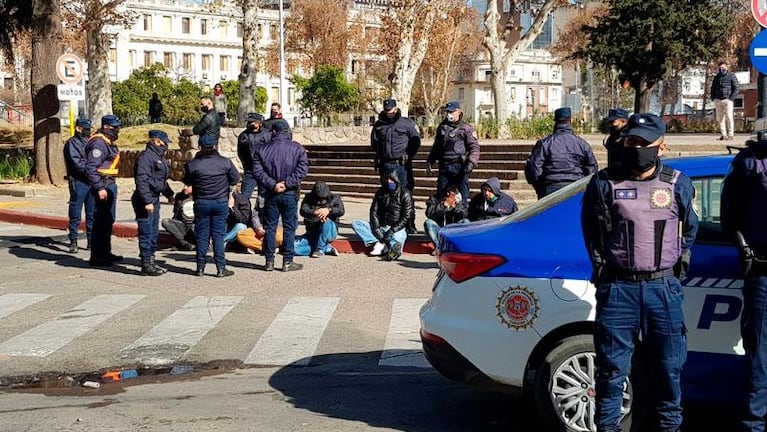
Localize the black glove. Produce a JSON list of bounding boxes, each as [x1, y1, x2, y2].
[[674, 249, 691, 280], [383, 230, 394, 244], [374, 229, 385, 242], [464, 163, 473, 174]]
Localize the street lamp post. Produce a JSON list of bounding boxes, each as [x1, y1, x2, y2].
[[279, 0, 287, 120]]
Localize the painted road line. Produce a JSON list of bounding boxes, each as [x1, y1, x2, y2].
[[118, 296, 242, 365], [378, 298, 430, 368], [0, 294, 145, 357], [0, 293, 51, 320], [245, 297, 339, 366]]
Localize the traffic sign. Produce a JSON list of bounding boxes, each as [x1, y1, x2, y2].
[[55, 54, 84, 85], [57, 84, 85, 101], [750, 30, 767, 74], [754, 0, 767, 27]]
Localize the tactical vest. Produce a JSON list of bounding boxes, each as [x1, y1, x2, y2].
[[605, 166, 681, 272]]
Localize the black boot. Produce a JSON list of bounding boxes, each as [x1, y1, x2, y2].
[[141, 258, 164, 276], [264, 260, 275, 272], [68, 240, 78, 254], [150, 256, 167, 274]]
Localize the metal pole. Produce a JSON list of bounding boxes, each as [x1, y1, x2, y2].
[[759, 72, 767, 119], [278, 0, 287, 113], [588, 60, 595, 132]]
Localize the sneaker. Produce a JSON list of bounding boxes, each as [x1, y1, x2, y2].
[[387, 241, 402, 261], [195, 269, 205, 277], [178, 241, 195, 251], [311, 250, 325, 258], [68, 240, 78, 254], [370, 242, 385, 256], [264, 261, 275, 272], [216, 268, 234, 278], [719, 136, 726, 141], [246, 247, 256, 255], [326, 247, 339, 256], [283, 261, 303, 272]]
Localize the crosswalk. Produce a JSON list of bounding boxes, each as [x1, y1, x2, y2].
[[0, 293, 432, 369]]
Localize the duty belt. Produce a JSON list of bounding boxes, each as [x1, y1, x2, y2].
[[610, 268, 674, 282]]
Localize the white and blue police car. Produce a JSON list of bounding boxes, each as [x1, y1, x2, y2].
[[420, 154, 742, 432]]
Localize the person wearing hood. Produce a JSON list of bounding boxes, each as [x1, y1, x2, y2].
[[183, 134, 241, 277], [370, 98, 421, 192], [64, 117, 95, 253], [721, 133, 767, 431], [237, 112, 270, 201], [581, 113, 698, 432], [603, 108, 629, 167], [427, 101, 480, 205], [253, 119, 309, 272], [132, 130, 175, 276], [85, 114, 124, 267], [525, 107, 598, 199], [161, 189, 196, 251], [192, 96, 221, 143], [300, 181, 345, 257], [467, 177, 518, 221], [424, 184, 469, 250], [351, 171, 414, 261]]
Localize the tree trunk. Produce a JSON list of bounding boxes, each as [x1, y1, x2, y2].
[[86, 29, 112, 124], [701, 64, 711, 113], [238, 0, 259, 127], [634, 79, 652, 113], [31, 0, 64, 185]]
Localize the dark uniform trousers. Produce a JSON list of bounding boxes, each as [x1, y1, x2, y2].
[[68, 177, 95, 243], [740, 263, 767, 432], [91, 182, 117, 259], [438, 160, 469, 206], [132, 195, 160, 260], [263, 190, 299, 262]]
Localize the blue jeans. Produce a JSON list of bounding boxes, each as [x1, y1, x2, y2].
[[90, 182, 117, 261], [241, 172, 257, 201], [379, 162, 408, 190], [594, 276, 686, 432], [68, 177, 95, 243], [294, 236, 311, 256], [740, 273, 767, 432], [437, 160, 469, 206], [225, 223, 247, 244], [423, 218, 469, 246], [133, 195, 160, 259], [351, 220, 407, 250], [304, 220, 338, 253], [263, 191, 298, 262], [194, 199, 229, 271]]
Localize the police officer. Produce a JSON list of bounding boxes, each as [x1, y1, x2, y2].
[[603, 108, 629, 167], [132, 130, 174, 276], [525, 107, 597, 198], [85, 115, 124, 267], [426, 101, 480, 206], [581, 113, 698, 432], [64, 117, 95, 253], [720, 134, 767, 432], [370, 98, 421, 192], [237, 112, 270, 201]]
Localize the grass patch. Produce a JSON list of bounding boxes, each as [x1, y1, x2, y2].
[[0, 149, 33, 180], [0, 123, 189, 151]]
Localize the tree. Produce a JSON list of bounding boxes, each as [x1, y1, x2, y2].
[[293, 66, 358, 126], [285, 0, 351, 71], [574, 0, 731, 113], [237, 0, 260, 127]]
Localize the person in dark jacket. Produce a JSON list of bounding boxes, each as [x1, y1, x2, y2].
[[237, 112, 270, 201], [427, 101, 480, 205], [424, 184, 469, 249], [710, 61, 739, 141], [525, 107, 598, 199], [351, 171, 414, 261], [192, 96, 221, 143], [131, 130, 174, 276], [720, 134, 767, 432], [263, 102, 290, 136], [603, 108, 629, 167], [370, 98, 421, 192], [161, 190, 196, 251], [183, 134, 241, 277], [224, 189, 251, 245], [85, 115, 123, 267], [253, 119, 309, 272], [148, 92, 163, 123], [468, 177, 518, 221], [64, 117, 95, 253], [300, 181, 345, 257]]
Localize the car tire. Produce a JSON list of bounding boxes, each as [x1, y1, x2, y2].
[[532, 334, 647, 432]]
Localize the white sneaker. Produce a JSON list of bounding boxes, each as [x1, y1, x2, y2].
[[370, 242, 385, 256]]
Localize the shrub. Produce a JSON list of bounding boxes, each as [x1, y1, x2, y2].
[[0, 149, 33, 180], [476, 117, 499, 139], [506, 113, 554, 139]]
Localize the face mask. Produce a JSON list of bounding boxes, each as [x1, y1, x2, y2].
[[248, 124, 258, 132], [103, 127, 119, 141], [487, 194, 498, 203], [446, 113, 456, 122], [622, 146, 658, 172], [719, 68, 726, 74], [200, 105, 209, 113], [387, 182, 396, 191], [78, 128, 91, 138]]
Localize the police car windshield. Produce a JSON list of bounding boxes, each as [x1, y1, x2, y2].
[[500, 175, 592, 223]]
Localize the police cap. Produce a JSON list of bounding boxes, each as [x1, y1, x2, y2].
[[383, 98, 397, 110], [247, 112, 264, 123], [625, 113, 666, 143], [271, 118, 290, 133], [607, 108, 629, 121], [554, 107, 571, 121], [148, 130, 172, 145], [75, 118, 91, 128], [101, 115, 122, 127], [445, 101, 461, 112], [198, 135, 218, 148]]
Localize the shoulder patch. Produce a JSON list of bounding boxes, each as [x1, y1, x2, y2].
[[91, 148, 102, 158]]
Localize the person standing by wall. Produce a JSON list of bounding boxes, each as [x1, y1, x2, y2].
[[212, 83, 227, 125], [148, 92, 163, 123], [710, 61, 739, 141], [193, 97, 221, 143], [64, 118, 95, 253]]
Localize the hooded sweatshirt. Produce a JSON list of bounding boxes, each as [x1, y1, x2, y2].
[[300, 181, 345, 227], [468, 177, 519, 221]]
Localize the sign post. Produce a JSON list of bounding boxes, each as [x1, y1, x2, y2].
[[55, 53, 85, 137]]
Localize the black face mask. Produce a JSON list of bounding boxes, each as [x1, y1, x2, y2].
[[200, 105, 209, 113], [622, 146, 658, 173], [78, 128, 91, 138], [103, 127, 120, 142]]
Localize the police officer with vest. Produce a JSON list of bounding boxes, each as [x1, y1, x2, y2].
[[525, 107, 597, 199], [132, 130, 175, 276], [603, 108, 629, 167], [237, 112, 270, 201], [64, 118, 95, 253], [370, 98, 421, 192], [720, 132, 767, 432], [426, 101, 480, 206], [581, 113, 698, 432]]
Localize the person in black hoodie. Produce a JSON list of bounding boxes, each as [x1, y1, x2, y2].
[[424, 184, 469, 249], [300, 181, 345, 257], [224, 189, 252, 246], [468, 177, 519, 221], [161, 190, 196, 251], [237, 112, 270, 201]]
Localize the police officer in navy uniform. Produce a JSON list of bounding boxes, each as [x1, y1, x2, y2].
[[64, 117, 95, 253], [370, 98, 421, 192], [603, 108, 629, 167], [85, 115, 124, 267], [132, 130, 175, 276], [720, 133, 767, 432], [581, 113, 698, 432], [525, 107, 598, 199], [237, 112, 270, 201], [427, 101, 480, 206]]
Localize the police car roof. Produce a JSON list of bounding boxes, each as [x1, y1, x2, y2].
[[662, 154, 734, 178]]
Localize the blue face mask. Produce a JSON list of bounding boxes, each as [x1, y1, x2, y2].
[[387, 182, 396, 191]]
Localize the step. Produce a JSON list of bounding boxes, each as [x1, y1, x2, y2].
[[300, 182, 509, 199], [302, 175, 511, 191], [304, 143, 537, 153], [308, 158, 526, 171], [307, 165, 518, 180], [306, 150, 533, 161]]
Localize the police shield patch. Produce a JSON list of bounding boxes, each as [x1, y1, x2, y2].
[[753, 0, 767, 28]]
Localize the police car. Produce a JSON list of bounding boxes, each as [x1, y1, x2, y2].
[[420, 154, 742, 432]]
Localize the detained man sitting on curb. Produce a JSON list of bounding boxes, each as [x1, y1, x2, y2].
[[300, 181, 345, 257], [352, 171, 414, 261], [468, 177, 519, 221], [424, 184, 469, 253]]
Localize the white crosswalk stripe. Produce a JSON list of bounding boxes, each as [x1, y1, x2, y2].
[[0, 294, 145, 357], [378, 298, 430, 368], [0, 293, 51, 320], [118, 296, 243, 366], [245, 297, 339, 366]]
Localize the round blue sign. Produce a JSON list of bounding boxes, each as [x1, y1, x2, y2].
[[750, 30, 767, 74]]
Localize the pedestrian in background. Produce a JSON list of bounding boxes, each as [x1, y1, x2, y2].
[[426, 101, 480, 206], [212, 83, 227, 125], [64, 117, 94, 253], [711, 61, 739, 141], [300, 181, 344, 258], [131, 130, 174, 276], [148, 92, 163, 123], [193, 96, 221, 143], [720, 133, 767, 432], [237, 112, 270, 201], [183, 134, 241, 277], [603, 108, 629, 167], [525, 107, 597, 199], [581, 113, 698, 432]]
